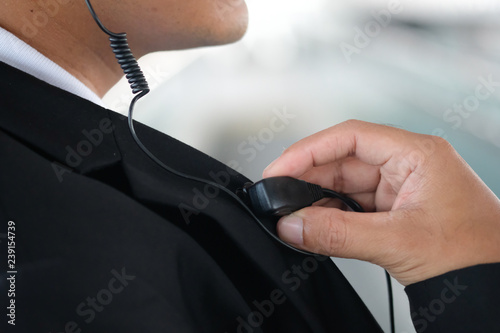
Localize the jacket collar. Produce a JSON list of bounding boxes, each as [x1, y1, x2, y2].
[[0, 61, 124, 174], [0, 61, 314, 280], [0, 61, 251, 191]]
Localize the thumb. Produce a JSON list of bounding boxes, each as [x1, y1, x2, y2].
[[277, 206, 397, 264]]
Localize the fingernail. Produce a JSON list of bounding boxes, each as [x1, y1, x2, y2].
[[278, 215, 304, 245]]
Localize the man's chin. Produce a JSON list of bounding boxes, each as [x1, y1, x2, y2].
[[178, 15, 248, 50], [136, 1, 249, 54], [209, 2, 249, 46], [216, 17, 249, 46]]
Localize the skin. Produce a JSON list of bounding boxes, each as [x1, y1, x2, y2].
[[2, 1, 498, 288], [0, 0, 248, 97], [263, 120, 500, 286]]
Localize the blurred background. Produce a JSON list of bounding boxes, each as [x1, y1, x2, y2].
[[104, 1, 500, 332]]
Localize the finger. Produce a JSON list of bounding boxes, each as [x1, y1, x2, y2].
[[347, 192, 377, 212], [312, 197, 346, 210], [298, 157, 381, 194], [276, 206, 398, 263], [263, 120, 409, 179], [313, 192, 377, 212]]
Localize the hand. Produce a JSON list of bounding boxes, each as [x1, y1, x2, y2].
[[263, 120, 500, 286]]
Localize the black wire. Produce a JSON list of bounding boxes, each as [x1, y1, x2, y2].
[[85, 0, 320, 258], [85, 0, 113, 35], [386, 271, 395, 333], [128, 94, 322, 258], [321, 188, 365, 212], [85, 0, 149, 95], [322, 188, 395, 333], [85, 2, 395, 331]]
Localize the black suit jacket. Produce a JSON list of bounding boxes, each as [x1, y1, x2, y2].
[[1, 61, 499, 333], [0, 62, 382, 332]]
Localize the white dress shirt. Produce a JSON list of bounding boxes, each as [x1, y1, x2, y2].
[[0, 27, 104, 107]]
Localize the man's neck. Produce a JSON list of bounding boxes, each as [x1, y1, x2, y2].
[[0, 1, 123, 97]]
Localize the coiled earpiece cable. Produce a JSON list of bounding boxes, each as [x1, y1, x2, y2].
[[84, 2, 394, 332], [84, 0, 320, 257]]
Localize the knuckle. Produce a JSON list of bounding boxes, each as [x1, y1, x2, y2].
[[429, 134, 447, 145], [280, 145, 296, 158], [342, 119, 362, 129], [436, 136, 455, 152], [314, 211, 349, 255], [331, 163, 345, 192]]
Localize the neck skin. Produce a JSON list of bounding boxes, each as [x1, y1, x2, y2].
[[0, 1, 127, 98]]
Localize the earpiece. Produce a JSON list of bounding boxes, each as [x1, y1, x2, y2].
[[83, 3, 394, 331]]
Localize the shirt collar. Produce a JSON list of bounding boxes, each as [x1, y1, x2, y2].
[[0, 27, 105, 107]]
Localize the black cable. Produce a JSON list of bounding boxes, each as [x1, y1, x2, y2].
[[84, 0, 150, 95], [84, 0, 322, 257], [328, 188, 395, 333], [325, 187, 395, 333], [84, 2, 395, 332], [386, 271, 395, 333], [322, 188, 365, 212]]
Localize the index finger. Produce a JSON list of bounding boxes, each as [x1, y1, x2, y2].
[[262, 120, 410, 179]]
